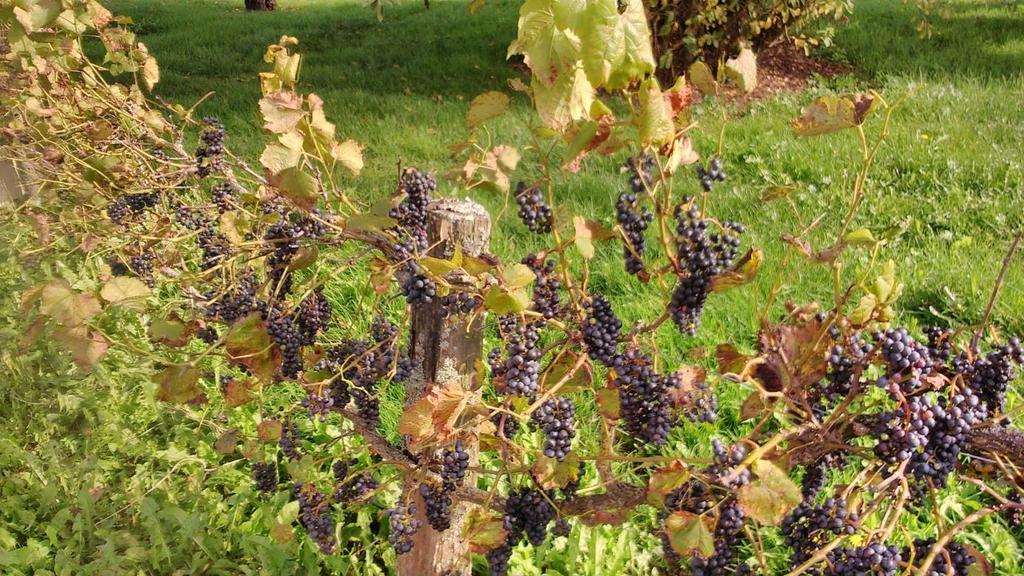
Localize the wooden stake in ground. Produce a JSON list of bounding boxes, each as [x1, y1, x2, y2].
[[398, 198, 491, 576]]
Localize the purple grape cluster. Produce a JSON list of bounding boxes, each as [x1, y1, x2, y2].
[[522, 254, 561, 319], [386, 501, 423, 555], [515, 182, 552, 234], [266, 306, 303, 378], [490, 315, 541, 397], [689, 497, 745, 576], [960, 339, 1023, 413], [827, 543, 901, 576], [389, 168, 435, 255], [195, 117, 226, 178], [211, 181, 237, 212], [301, 391, 334, 420], [611, 348, 674, 446], [279, 420, 302, 460], [530, 397, 576, 461], [615, 192, 653, 275], [874, 328, 931, 394], [670, 205, 742, 335], [420, 482, 453, 531], [129, 252, 155, 285], [331, 460, 377, 503], [294, 482, 335, 554], [625, 154, 655, 194], [503, 488, 555, 546], [907, 538, 975, 576], [107, 192, 159, 224], [695, 157, 726, 192], [707, 438, 751, 489], [400, 266, 437, 305], [782, 498, 858, 567], [582, 295, 621, 366], [251, 461, 278, 495], [440, 291, 477, 318], [296, 286, 332, 345], [440, 440, 470, 488]]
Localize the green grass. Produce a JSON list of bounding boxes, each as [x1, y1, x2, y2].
[[22, 0, 1024, 571]]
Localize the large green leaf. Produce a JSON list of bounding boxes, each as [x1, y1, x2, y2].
[[531, 66, 594, 131], [509, 0, 582, 87], [637, 78, 674, 147], [577, 0, 624, 89]]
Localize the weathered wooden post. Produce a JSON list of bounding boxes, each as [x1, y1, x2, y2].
[[0, 155, 35, 205], [399, 198, 491, 576]]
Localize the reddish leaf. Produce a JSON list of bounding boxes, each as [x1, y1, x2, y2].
[[596, 386, 621, 420], [465, 507, 507, 554], [54, 325, 109, 371], [532, 452, 581, 490], [715, 343, 749, 375], [648, 461, 691, 506], [215, 430, 239, 455], [665, 511, 715, 558], [258, 420, 283, 441], [225, 313, 281, 384], [541, 352, 593, 394], [224, 378, 256, 408]]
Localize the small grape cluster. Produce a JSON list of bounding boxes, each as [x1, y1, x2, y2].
[[611, 348, 674, 446], [800, 455, 844, 501], [514, 182, 552, 234], [211, 182, 237, 212], [872, 396, 933, 464], [490, 315, 541, 397], [440, 440, 470, 489], [420, 482, 454, 531], [670, 205, 742, 335], [400, 265, 437, 305], [386, 501, 423, 555], [582, 295, 622, 366], [301, 391, 334, 420], [668, 370, 719, 424], [331, 460, 377, 503], [329, 338, 382, 425], [908, 391, 987, 489], [205, 274, 262, 323], [195, 117, 226, 178], [695, 158, 726, 192], [296, 286, 332, 345], [782, 498, 858, 567], [522, 254, 561, 319], [530, 397, 576, 461], [874, 328, 931, 394], [690, 498, 746, 576], [821, 332, 874, 403], [961, 340, 1022, 413], [923, 326, 953, 363], [503, 488, 555, 546], [266, 306, 303, 378], [197, 222, 232, 271], [389, 168, 435, 255], [264, 220, 301, 296], [827, 543, 901, 576], [107, 192, 159, 224], [907, 538, 975, 576], [251, 461, 278, 495], [615, 191, 654, 274], [625, 154, 655, 193], [129, 252, 155, 285], [440, 291, 477, 318], [279, 420, 302, 460], [491, 407, 521, 439], [707, 438, 751, 489], [295, 482, 335, 554]]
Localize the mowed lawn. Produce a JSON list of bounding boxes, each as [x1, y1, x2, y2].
[[95, 0, 1024, 568]]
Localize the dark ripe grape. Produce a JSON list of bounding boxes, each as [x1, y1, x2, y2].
[[817, 332, 874, 406], [129, 252, 155, 285], [195, 117, 226, 178], [264, 220, 301, 296], [491, 408, 521, 439], [107, 192, 159, 224], [503, 488, 555, 546], [827, 543, 901, 576], [440, 291, 477, 318], [279, 420, 302, 460], [440, 440, 470, 489], [625, 154, 655, 194], [301, 391, 334, 420], [251, 461, 278, 495], [420, 482, 453, 531], [196, 325, 218, 344], [296, 286, 332, 345], [782, 498, 858, 568], [872, 396, 933, 464], [960, 342, 1021, 413], [386, 501, 423, 555], [667, 369, 718, 424], [615, 191, 654, 275], [294, 482, 335, 554], [707, 438, 751, 488], [695, 157, 727, 192], [611, 348, 674, 446], [389, 167, 435, 255], [551, 518, 571, 537], [351, 384, 380, 427], [331, 460, 377, 503], [907, 538, 975, 576], [875, 328, 931, 391], [394, 354, 414, 383], [924, 326, 954, 363], [486, 541, 514, 576], [211, 181, 237, 213], [689, 497, 745, 576], [906, 390, 986, 490], [670, 204, 742, 336], [582, 295, 621, 366], [514, 181, 552, 234], [521, 254, 561, 319], [492, 315, 541, 398], [400, 264, 437, 305], [266, 306, 303, 378], [205, 274, 262, 324], [531, 397, 576, 461]]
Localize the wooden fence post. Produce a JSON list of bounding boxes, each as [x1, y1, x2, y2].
[[398, 198, 491, 576]]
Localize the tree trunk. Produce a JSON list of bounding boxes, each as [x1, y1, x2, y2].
[[244, 0, 276, 11], [400, 199, 491, 576]]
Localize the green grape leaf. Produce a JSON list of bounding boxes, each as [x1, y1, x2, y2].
[[638, 78, 674, 147], [532, 451, 581, 489], [465, 508, 507, 554], [665, 511, 715, 558], [154, 364, 202, 404], [577, 0, 625, 89], [687, 61, 717, 95], [737, 460, 802, 525], [531, 67, 594, 131], [100, 277, 151, 310], [268, 166, 319, 212], [483, 285, 531, 314], [332, 139, 364, 176], [503, 263, 536, 289], [791, 94, 876, 137], [509, 0, 581, 87]]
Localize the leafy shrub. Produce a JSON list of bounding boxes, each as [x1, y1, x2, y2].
[[646, 0, 854, 75]]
